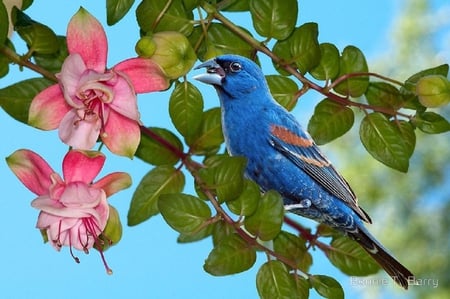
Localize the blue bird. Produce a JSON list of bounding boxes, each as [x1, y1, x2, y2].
[[194, 54, 414, 289]]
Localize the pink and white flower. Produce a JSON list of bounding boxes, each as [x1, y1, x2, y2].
[[6, 149, 131, 273], [28, 8, 169, 157]]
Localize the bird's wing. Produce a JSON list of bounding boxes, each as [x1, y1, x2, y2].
[[268, 121, 372, 223]]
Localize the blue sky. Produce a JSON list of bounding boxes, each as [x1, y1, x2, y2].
[[1, 1, 448, 298]]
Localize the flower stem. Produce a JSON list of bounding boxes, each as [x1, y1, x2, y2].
[[0, 45, 58, 82]]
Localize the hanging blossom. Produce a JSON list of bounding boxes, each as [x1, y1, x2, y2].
[[28, 8, 169, 157], [6, 149, 131, 273]]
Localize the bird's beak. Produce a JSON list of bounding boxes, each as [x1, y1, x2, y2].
[[193, 59, 225, 86]]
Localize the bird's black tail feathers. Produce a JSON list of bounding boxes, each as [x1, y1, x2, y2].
[[349, 228, 415, 290]]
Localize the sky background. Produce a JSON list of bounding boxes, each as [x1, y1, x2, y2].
[[0, 1, 449, 298]]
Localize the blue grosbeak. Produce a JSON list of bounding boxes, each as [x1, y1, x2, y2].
[[194, 54, 414, 289]]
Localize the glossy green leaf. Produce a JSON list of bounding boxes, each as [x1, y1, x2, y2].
[[99, 205, 122, 251], [212, 220, 236, 247], [273, 22, 321, 74], [226, 179, 261, 216], [308, 98, 354, 145], [0, 39, 14, 78], [170, 81, 204, 141], [0, 78, 53, 124], [217, 0, 250, 11], [333, 46, 369, 97], [190, 23, 254, 61], [310, 275, 344, 299], [33, 36, 68, 73], [244, 190, 284, 241], [128, 166, 185, 226], [190, 107, 224, 154], [411, 112, 450, 134], [13, 8, 59, 54], [416, 75, 450, 108], [310, 43, 340, 80], [204, 233, 256, 276], [199, 155, 247, 203], [266, 75, 299, 111], [0, 1, 8, 45], [365, 82, 404, 110], [326, 236, 380, 275], [274, 231, 312, 271], [158, 193, 211, 235], [136, 0, 193, 35], [183, 0, 201, 10], [256, 260, 297, 299], [360, 113, 416, 172], [135, 127, 183, 166], [106, 0, 134, 25], [249, 0, 297, 40], [177, 222, 214, 243], [294, 276, 310, 299], [150, 31, 197, 79]]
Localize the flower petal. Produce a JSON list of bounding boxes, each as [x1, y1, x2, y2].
[[108, 73, 140, 121], [28, 84, 71, 130], [6, 149, 54, 195], [113, 58, 170, 93], [57, 53, 88, 108], [67, 7, 107, 72], [62, 150, 105, 183], [93, 172, 132, 197], [102, 110, 140, 158], [58, 109, 101, 149]]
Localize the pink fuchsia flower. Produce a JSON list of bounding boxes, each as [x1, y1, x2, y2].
[[6, 149, 131, 273], [28, 8, 169, 158]]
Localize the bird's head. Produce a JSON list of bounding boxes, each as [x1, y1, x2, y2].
[[193, 55, 269, 100]]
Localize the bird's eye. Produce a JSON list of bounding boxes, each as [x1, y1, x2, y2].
[[229, 62, 242, 73]]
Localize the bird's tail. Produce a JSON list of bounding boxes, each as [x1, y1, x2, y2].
[[349, 227, 415, 289]]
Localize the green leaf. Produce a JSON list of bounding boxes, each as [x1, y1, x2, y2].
[[310, 275, 344, 299], [365, 82, 404, 110], [226, 179, 261, 216], [256, 260, 297, 299], [136, 0, 193, 35], [273, 22, 321, 74], [308, 99, 354, 145], [326, 236, 380, 276], [310, 43, 340, 81], [204, 233, 256, 276], [199, 155, 247, 203], [128, 166, 185, 226], [150, 31, 197, 79], [244, 190, 284, 241], [159, 193, 211, 234], [212, 220, 236, 247], [177, 222, 214, 243], [0, 1, 8, 45], [411, 112, 450, 134], [360, 112, 416, 172], [274, 231, 312, 271], [333, 45, 369, 97], [217, 0, 250, 11], [106, 0, 134, 25], [135, 127, 183, 166], [190, 107, 224, 154], [266, 75, 299, 111], [0, 78, 53, 124], [13, 8, 59, 54], [33, 36, 68, 73], [190, 23, 254, 61], [249, 0, 297, 40], [294, 276, 310, 299], [170, 81, 204, 141], [416, 75, 450, 108], [0, 39, 15, 78]]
